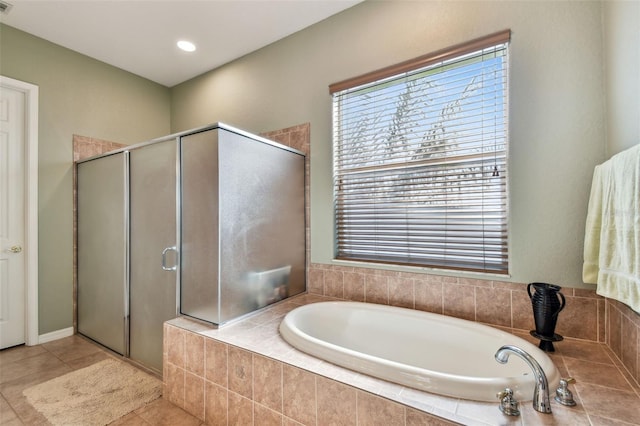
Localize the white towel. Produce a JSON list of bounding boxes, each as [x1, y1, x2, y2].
[[583, 144, 640, 313]]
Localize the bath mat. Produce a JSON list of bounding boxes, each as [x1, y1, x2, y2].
[[23, 358, 161, 426]]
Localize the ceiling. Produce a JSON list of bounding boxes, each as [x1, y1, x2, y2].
[[0, 0, 363, 87]]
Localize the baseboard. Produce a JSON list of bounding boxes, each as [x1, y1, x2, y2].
[[38, 327, 74, 344]]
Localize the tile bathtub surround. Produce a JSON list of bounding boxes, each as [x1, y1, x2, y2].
[[606, 298, 640, 388], [164, 294, 640, 425], [309, 263, 640, 389], [163, 308, 453, 425], [309, 263, 608, 343]]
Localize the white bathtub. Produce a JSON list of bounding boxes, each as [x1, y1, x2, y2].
[[279, 301, 560, 402]]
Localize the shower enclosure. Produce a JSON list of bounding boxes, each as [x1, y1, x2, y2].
[[76, 123, 306, 373]]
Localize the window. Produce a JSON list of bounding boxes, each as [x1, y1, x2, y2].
[[331, 30, 510, 274]]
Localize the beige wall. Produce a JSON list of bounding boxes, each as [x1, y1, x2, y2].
[[171, 1, 607, 289], [603, 0, 640, 156], [0, 24, 171, 334]]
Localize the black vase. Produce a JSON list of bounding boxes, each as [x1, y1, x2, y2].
[[527, 282, 566, 352]]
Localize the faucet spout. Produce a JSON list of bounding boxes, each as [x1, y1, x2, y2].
[[495, 345, 552, 414]]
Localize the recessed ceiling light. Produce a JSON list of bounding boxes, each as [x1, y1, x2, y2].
[[177, 40, 196, 52]]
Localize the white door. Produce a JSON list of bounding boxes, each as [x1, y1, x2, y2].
[[0, 84, 26, 349]]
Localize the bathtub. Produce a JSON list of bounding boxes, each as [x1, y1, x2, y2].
[[279, 301, 560, 402]]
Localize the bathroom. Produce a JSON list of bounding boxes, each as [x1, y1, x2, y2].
[[1, 0, 639, 424]]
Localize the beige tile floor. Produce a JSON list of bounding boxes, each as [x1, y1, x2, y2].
[[0, 335, 201, 426]]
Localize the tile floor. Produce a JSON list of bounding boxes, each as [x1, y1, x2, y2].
[[0, 335, 201, 426]]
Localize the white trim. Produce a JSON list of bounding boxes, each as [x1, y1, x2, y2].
[[0, 76, 39, 346], [38, 327, 74, 344]]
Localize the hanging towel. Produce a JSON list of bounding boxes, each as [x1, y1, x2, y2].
[[583, 143, 640, 313]]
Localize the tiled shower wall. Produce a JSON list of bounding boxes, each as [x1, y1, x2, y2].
[[259, 123, 311, 272], [72, 134, 127, 162]]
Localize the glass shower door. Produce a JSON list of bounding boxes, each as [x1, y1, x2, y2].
[[77, 152, 128, 355], [129, 138, 179, 373]]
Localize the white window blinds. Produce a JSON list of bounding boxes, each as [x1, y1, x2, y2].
[[331, 31, 510, 274]]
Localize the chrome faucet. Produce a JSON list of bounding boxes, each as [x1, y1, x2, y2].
[[495, 345, 552, 414]]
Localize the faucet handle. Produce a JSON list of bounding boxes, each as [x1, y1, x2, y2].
[[497, 388, 520, 416], [554, 377, 577, 406]]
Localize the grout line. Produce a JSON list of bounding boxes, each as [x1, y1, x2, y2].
[[473, 286, 477, 322], [314, 374, 318, 426], [0, 393, 22, 424]]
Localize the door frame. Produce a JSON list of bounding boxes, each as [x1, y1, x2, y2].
[[1, 76, 39, 346]]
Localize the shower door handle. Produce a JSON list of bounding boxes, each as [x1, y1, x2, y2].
[[161, 246, 178, 271]]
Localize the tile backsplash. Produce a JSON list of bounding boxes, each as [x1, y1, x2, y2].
[[308, 263, 605, 341]]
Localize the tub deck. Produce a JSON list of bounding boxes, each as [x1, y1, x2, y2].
[[164, 293, 640, 425]]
